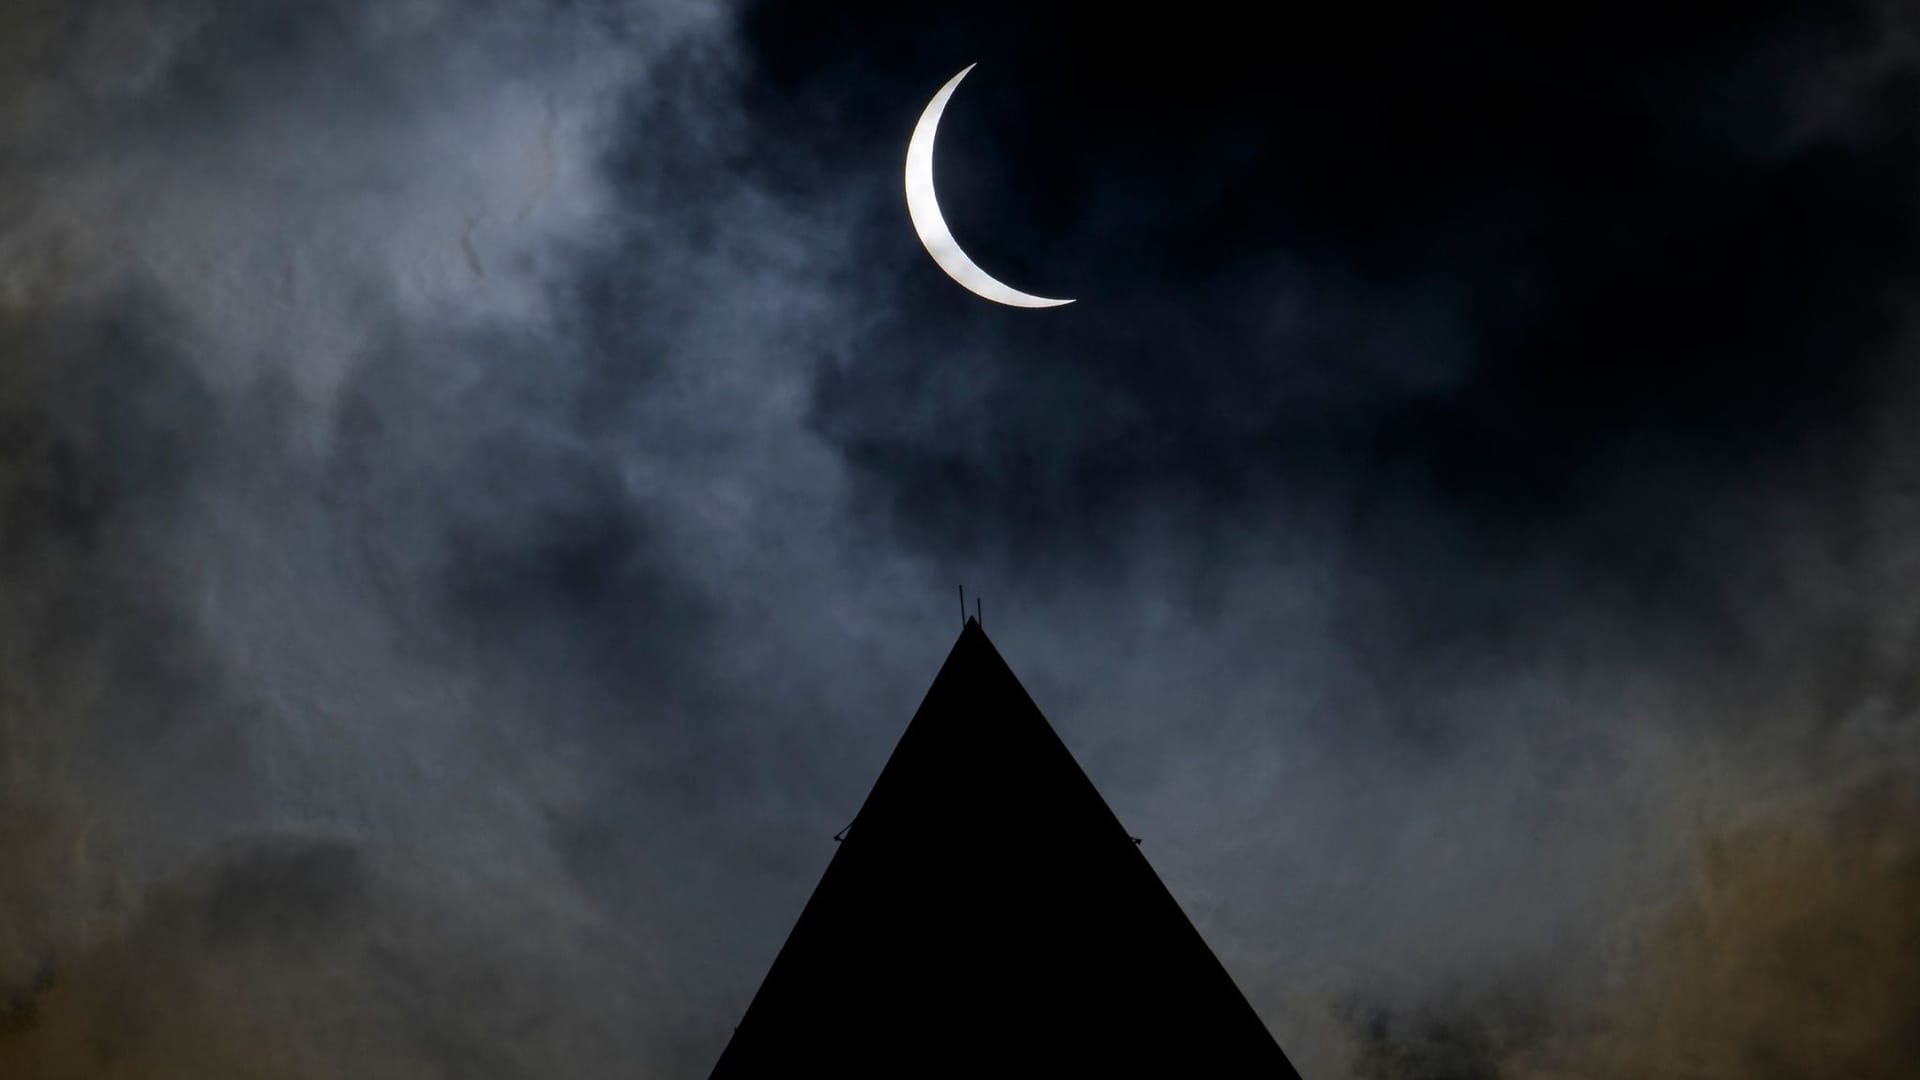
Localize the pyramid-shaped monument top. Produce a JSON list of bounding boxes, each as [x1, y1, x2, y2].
[[711, 618, 1301, 1077]]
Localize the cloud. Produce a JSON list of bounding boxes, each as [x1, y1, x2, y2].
[[3, 1, 1920, 1076], [1565, 773, 1920, 1078], [1327, 769, 1920, 1079], [0, 2, 788, 1075], [0, 837, 371, 1079]]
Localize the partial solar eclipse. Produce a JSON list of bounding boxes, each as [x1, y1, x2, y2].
[[904, 64, 1074, 309]]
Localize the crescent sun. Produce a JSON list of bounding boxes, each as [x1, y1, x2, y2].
[[905, 64, 1073, 309]]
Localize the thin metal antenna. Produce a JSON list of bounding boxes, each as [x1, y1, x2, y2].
[[976, 597, 982, 628], [958, 584, 966, 628]]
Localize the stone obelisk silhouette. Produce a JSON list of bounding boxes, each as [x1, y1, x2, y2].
[[710, 618, 1302, 1077]]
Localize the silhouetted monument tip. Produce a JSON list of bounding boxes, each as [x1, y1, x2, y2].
[[710, 620, 1302, 1078]]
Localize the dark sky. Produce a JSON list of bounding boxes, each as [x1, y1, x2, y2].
[[4, 1, 1919, 1076]]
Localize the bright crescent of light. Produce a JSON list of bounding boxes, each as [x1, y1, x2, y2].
[[905, 64, 1073, 309]]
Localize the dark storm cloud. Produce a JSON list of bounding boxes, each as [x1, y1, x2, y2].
[[0, 2, 804, 1076], [1562, 770, 1920, 1078], [778, 2, 1916, 585], [1340, 986, 1543, 1080], [0, 837, 368, 1076], [3, 0, 1920, 1077], [733, 0, 1920, 1073], [1333, 767, 1920, 1079]]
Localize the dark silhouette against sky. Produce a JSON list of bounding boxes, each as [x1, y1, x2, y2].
[[712, 618, 1300, 1076], [2, 2, 1919, 1077]]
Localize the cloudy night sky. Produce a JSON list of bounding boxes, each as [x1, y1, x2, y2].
[[4, 1, 1919, 1076]]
